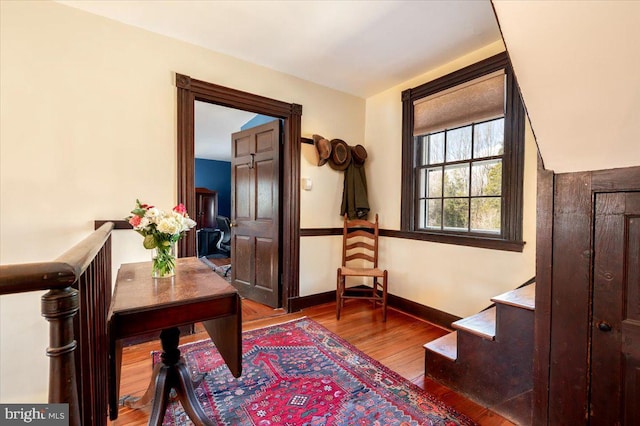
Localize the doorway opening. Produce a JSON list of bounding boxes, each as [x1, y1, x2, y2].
[[176, 73, 302, 311], [194, 102, 277, 279]]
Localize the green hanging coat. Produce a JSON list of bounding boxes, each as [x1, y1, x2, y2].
[[340, 162, 369, 220]]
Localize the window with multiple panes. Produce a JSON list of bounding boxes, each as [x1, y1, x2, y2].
[[417, 118, 504, 233], [401, 53, 525, 251]]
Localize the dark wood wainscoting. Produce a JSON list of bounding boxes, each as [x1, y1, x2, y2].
[[534, 165, 640, 425]]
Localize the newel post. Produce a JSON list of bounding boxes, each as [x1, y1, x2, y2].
[[41, 287, 81, 426]]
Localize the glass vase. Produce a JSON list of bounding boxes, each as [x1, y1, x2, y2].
[[151, 241, 177, 278]]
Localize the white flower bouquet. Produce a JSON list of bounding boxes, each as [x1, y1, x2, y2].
[[126, 199, 197, 277]]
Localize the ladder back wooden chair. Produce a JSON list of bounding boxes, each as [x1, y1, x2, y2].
[[336, 213, 388, 321]]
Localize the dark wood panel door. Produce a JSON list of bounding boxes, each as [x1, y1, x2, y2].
[[231, 120, 280, 307], [195, 188, 217, 229], [591, 191, 640, 425]]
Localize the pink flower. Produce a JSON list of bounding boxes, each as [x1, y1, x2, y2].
[[129, 215, 142, 227], [140, 203, 153, 209], [173, 203, 187, 215]]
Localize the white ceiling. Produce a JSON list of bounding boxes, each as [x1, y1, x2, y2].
[[56, 0, 640, 172], [56, 0, 500, 98], [56, 0, 501, 162], [194, 102, 257, 161]]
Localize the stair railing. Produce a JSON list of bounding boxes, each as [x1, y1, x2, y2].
[[0, 222, 114, 426]]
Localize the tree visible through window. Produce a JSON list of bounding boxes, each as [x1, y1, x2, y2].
[[401, 53, 525, 251], [417, 118, 504, 233]]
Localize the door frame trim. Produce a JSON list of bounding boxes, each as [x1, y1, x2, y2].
[[176, 73, 302, 311]]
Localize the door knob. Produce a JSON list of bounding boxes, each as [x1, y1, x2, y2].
[[230, 222, 237, 228], [597, 321, 612, 332]]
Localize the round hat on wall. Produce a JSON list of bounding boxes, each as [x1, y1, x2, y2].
[[312, 134, 332, 166], [351, 144, 368, 165], [328, 139, 352, 171]]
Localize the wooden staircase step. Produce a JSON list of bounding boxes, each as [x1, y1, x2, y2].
[[452, 307, 496, 340], [425, 283, 535, 422], [491, 283, 535, 311], [423, 331, 458, 361]]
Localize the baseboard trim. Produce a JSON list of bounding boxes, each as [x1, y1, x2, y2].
[[288, 287, 460, 330], [387, 294, 460, 330], [288, 290, 336, 312]]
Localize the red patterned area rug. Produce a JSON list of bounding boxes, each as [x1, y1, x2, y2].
[[158, 318, 476, 425]]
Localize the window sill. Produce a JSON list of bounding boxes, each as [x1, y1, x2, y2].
[[380, 229, 525, 252]]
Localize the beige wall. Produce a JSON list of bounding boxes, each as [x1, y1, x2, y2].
[[361, 41, 537, 316], [301, 42, 537, 314], [0, 0, 364, 402]]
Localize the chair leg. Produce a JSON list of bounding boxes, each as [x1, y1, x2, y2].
[[372, 278, 378, 308], [336, 269, 342, 320], [382, 270, 388, 322]]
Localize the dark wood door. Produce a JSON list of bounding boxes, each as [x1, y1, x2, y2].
[[230, 120, 280, 307], [195, 188, 217, 229], [591, 191, 640, 425]]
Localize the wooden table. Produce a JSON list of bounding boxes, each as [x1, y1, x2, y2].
[[108, 257, 242, 426]]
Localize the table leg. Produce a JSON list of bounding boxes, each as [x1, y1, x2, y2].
[[147, 365, 171, 426], [108, 333, 122, 420], [122, 362, 163, 409], [174, 362, 215, 426], [139, 327, 214, 426]]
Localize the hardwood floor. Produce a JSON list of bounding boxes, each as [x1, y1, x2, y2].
[[109, 299, 514, 425]]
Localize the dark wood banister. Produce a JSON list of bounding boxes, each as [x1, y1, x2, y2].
[[0, 222, 114, 426]]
